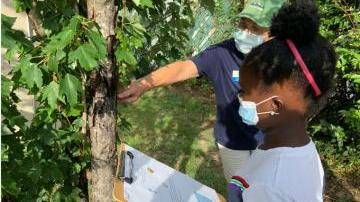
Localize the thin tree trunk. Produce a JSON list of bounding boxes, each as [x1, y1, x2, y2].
[[86, 0, 117, 201], [26, 2, 45, 37]]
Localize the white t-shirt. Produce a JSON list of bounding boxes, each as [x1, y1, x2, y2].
[[227, 140, 324, 202]]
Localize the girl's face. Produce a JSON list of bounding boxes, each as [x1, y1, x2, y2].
[[239, 69, 307, 131]]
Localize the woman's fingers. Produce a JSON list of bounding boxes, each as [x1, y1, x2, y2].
[[117, 87, 141, 103], [121, 95, 139, 103]]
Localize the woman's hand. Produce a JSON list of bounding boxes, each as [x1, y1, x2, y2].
[[117, 80, 148, 103]]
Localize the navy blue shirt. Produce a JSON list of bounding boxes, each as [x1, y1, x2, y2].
[[191, 39, 259, 150]]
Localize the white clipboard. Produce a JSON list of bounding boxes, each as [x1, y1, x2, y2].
[[114, 144, 224, 202]]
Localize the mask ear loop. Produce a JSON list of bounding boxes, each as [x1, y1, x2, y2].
[[255, 96, 278, 106], [256, 96, 280, 116], [257, 111, 279, 116]]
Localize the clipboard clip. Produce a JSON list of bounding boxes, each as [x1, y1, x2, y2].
[[118, 150, 135, 184]]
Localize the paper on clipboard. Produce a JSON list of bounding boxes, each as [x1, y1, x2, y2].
[[123, 145, 221, 202]]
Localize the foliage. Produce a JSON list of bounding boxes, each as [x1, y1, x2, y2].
[[117, 0, 194, 80], [188, 0, 240, 54], [1, 0, 194, 200], [210, 0, 242, 45], [309, 0, 360, 163], [185, 0, 241, 91], [2, 10, 103, 200]]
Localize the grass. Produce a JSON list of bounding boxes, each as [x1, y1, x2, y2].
[[321, 156, 360, 202], [119, 83, 359, 201]]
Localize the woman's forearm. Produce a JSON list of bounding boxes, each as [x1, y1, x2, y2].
[[138, 60, 199, 91]]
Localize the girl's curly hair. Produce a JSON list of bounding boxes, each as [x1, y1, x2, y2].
[[242, 0, 337, 118]]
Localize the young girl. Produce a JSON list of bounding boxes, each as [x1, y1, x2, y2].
[[227, 1, 337, 201]]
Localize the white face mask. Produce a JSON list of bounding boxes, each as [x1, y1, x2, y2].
[[238, 96, 279, 126], [233, 29, 264, 54]]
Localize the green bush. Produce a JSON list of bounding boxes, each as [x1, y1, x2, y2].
[[309, 0, 359, 163]]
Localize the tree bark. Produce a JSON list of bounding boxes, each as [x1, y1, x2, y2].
[[86, 0, 117, 201]]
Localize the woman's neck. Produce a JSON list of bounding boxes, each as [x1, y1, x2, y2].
[[259, 120, 310, 150]]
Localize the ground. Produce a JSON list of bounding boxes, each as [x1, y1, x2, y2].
[[119, 82, 360, 202]]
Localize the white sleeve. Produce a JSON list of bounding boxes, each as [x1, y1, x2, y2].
[[242, 184, 294, 202]]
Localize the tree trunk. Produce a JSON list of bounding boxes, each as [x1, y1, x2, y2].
[[86, 0, 117, 201]]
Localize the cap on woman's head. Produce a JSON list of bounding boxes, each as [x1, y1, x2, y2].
[[239, 0, 287, 28]]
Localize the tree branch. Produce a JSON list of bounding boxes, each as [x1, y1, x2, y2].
[[26, 2, 45, 37], [81, 73, 87, 135]]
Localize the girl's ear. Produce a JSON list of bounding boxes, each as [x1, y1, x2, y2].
[[271, 97, 283, 113]]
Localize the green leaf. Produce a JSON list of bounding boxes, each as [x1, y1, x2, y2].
[[59, 74, 82, 106], [50, 164, 64, 181], [13, 54, 30, 73], [2, 123, 12, 136], [47, 50, 66, 72], [2, 172, 20, 197], [86, 29, 107, 59], [67, 104, 83, 117], [74, 163, 82, 173], [32, 107, 54, 125], [8, 115, 28, 131], [66, 15, 81, 32], [344, 74, 360, 84], [20, 63, 43, 88], [132, 0, 140, 6], [47, 54, 58, 72], [57, 50, 66, 61], [199, 0, 215, 13], [1, 15, 33, 50], [12, 0, 32, 12], [140, 0, 154, 8], [45, 29, 75, 53], [57, 30, 75, 45], [72, 118, 83, 131], [130, 37, 144, 48], [131, 23, 146, 36], [1, 75, 13, 98], [69, 43, 99, 71], [115, 48, 137, 65], [132, 0, 153, 8], [68, 188, 82, 200], [5, 44, 19, 61], [1, 14, 16, 28], [28, 162, 42, 183], [34, 128, 58, 146], [42, 81, 60, 109]]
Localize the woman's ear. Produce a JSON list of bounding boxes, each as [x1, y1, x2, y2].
[[271, 97, 283, 113]]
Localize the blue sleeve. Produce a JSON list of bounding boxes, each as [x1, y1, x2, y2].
[[191, 46, 222, 82], [227, 185, 244, 202]]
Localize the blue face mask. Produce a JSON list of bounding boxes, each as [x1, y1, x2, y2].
[[238, 96, 279, 126], [233, 29, 264, 54]]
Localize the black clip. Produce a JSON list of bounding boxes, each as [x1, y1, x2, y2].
[[119, 150, 135, 184]]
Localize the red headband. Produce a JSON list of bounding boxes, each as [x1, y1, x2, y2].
[[286, 39, 321, 96]]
